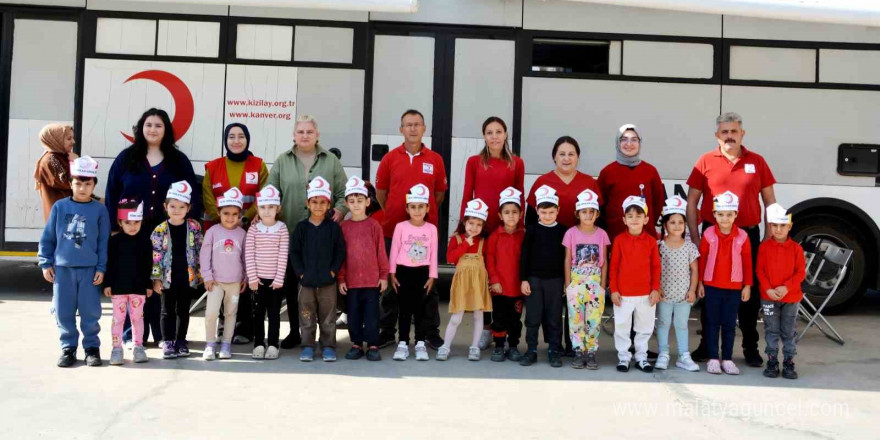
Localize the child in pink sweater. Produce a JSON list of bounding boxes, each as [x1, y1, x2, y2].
[[388, 184, 439, 361]]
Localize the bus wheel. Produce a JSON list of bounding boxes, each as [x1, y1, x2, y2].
[[791, 214, 868, 314]]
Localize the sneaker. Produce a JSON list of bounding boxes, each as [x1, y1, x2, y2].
[[782, 360, 798, 379], [763, 358, 780, 378], [675, 353, 700, 372], [219, 342, 232, 359], [721, 360, 740, 375], [366, 347, 381, 361], [203, 344, 217, 361], [265, 346, 279, 360], [690, 344, 709, 363], [617, 359, 631, 372], [707, 359, 722, 374], [252, 345, 266, 359], [57, 348, 76, 368], [110, 347, 124, 366], [436, 346, 450, 361], [571, 350, 586, 369], [280, 333, 302, 349], [393, 342, 409, 361], [335, 313, 348, 329], [549, 351, 563, 368], [468, 346, 480, 361], [163, 341, 177, 359], [491, 347, 506, 362], [655, 352, 670, 370], [519, 350, 537, 366], [415, 341, 430, 361], [506, 347, 523, 362], [85, 348, 102, 367], [427, 335, 445, 351], [176, 340, 190, 357], [477, 329, 491, 350], [158, 340, 166, 351], [345, 347, 364, 360], [378, 333, 397, 349], [124, 340, 134, 351], [232, 335, 251, 345], [300, 347, 314, 362], [322, 347, 336, 362], [585, 351, 599, 370], [635, 359, 654, 373], [744, 350, 764, 368], [133, 346, 149, 363]]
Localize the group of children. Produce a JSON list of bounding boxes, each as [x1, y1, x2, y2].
[[39, 156, 806, 379]]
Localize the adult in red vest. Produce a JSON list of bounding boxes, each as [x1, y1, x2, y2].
[[598, 124, 665, 242], [202, 122, 268, 345], [459, 116, 525, 233], [202, 123, 268, 230]]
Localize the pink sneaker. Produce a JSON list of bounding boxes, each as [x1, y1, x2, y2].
[[721, 360, 740, 375], [707, 359, 722, 374]]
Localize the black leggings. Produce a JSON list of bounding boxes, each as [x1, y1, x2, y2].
[[395, 265, 431, 345], [161, 286, 194, 343], [252, 279, 283, 348]]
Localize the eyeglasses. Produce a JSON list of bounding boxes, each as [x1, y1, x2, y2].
[[619, 136, 641, 144]]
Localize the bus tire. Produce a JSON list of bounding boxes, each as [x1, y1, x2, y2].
[[791, 214, 868, 314]]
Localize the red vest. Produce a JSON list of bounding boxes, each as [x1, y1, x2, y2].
[[205, 155, 263, 226]]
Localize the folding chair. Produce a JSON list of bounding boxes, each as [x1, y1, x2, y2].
[[796, 243, 851, 345]]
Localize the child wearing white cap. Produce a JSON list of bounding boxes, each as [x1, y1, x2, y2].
[[290, 176, 346, 362], [388, 184, 439, 361], [200, 187, 247, 360], [655, 196, 701, 372], [245, 184, 289, 360], [150, 180, 204, 360], [562, 189, 610, 370], [757, 203, 805, 380], [486, 187, 526, 362], [698, 190, 753, 375], [438, 199, 493, 361], [38, 156, 110, 367]]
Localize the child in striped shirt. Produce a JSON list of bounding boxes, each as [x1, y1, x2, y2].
[[245, 184, 289, 360]]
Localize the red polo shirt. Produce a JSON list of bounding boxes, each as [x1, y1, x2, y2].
[[375, 144, 448, 238], [686, 146, 776, 227]]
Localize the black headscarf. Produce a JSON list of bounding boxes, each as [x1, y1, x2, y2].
[[224, 123, 252, 162]]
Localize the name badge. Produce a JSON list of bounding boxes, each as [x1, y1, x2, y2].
[[744, 164, 756, 174], [422, 163, 434, 175], [245, 172, 259, 184]]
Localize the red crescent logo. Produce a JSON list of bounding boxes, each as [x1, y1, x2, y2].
[[724, 193, 734, 203], [584, 192, 594, 201], [349, 177, 362, 187], [265, 187, 276, 197], [314, 179, 325, 189], [536, 187, 549, 197], [179, 182, 189, 193], [121, 70, 195, 144], [673, 198, 683, 207], [230, 188, 241, 198], [502, 188, 515, 197], [416, 186, 427, 196], [473, 201, 484, 210]]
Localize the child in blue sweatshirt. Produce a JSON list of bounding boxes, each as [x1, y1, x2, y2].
[[38, 156, 110, 367]]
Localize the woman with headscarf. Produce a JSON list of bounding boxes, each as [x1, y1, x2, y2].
[[33, 123, 77, 222], [597, 124, 665, 242], [202, 122, 268, 345]]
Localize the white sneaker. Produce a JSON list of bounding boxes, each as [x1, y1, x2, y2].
[[415, 341, 430, 361], [655, 352, 670, 370], [436, 346, 450, 361], [252, 346, 265, 359], [265, 346, 279, 360], [468, 346, 480, 361], [203, 345, 216, 361], [478, 329, 491, 350], [676, 353, 700, 372], [393, 342, 409, 361], [124, 340, 135, 351]]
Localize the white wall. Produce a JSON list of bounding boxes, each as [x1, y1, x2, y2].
[[723, 15, 880, 44], [371, 0, 521, 27]]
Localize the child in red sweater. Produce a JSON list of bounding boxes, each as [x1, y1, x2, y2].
[[758, 203, 805, 379], [486, 187, 525, 363], [439, 199, 492, 361], [339, 177, 389, 362], [610, 196, 661, 373], [698, 191, 752, 375]]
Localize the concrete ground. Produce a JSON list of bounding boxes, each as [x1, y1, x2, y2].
[[1, 260, 878, 439]]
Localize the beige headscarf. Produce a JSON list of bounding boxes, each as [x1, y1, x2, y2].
[[33, 124, 74, 190]]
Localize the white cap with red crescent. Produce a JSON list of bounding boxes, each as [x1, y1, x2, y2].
[[256, 184, 281, 206], [218, 187, 244, 209], [622, 195, 648, 214], [166, 180, 192, 204], [344, 175, 368, 197], [662, 195, 688, 217], [307, 176, 332, 201], [498, 186, 522, 207], [406, 183, 430, 204], [70, 156, 99, 178], [534, 185, 559, 206], [464, 198, 489, 221], [766, 203, 791, 225], [712, 190, 739, 212], [575, 189, 600, 211]]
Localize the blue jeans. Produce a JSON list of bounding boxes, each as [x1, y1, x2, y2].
[[656, 301, 692, 356], [52, 266, 102, 350], [347, 287, 380, 347], [703, 286, 741, 360]]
